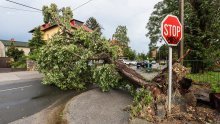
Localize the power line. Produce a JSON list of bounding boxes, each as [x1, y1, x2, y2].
[[73, 0, 95, 10], [5, 0, 42, 11], [0, 5, 41, 13]]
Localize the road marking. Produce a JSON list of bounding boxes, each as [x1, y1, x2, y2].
[[0, 85, 32, 92]]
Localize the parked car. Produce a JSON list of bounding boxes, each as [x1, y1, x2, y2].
[[118, 59, 131, 65], [137, 61, 145, 68], [119, 59, 137, 65], [130, 61, 137, 65], [151, 60, 156, 64]]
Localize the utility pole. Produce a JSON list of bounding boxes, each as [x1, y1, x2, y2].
[[179, 0, 184, 65]]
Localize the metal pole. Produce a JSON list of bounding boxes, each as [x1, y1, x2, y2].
[[168, 46, 172, 114], [179, 0, 184, 65]]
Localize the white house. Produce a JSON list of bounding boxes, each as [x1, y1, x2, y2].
[[0, 39, 30, 57]]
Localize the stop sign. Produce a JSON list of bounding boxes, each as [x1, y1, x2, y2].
[[161, 15, 182, 46]]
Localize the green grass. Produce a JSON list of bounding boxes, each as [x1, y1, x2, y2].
[[186, 71, 220, 84], [186, 71, 220, 92]]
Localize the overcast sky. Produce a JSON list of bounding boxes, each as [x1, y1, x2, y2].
[[0, 0, 161, 53]]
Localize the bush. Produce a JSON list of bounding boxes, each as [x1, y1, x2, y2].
[[6, 46, 24, 62], [11, 56, 27, 68]]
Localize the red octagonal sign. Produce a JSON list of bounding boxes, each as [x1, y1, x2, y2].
[[161, 15, 182, 46]]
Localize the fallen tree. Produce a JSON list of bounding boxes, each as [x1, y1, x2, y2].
[[37, 4, 219, 123]]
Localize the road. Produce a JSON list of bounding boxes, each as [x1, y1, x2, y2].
[[0, 79, 77, 124], [129, 64, 166, 81]]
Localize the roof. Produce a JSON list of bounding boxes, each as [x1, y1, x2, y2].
[[29, 19, 93, 33], [0, 39, 29, 48]]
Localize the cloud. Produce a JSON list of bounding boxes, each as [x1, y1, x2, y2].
[[0, 0, 161, 53]]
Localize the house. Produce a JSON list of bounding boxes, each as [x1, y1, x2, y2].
[[29, 19, 93, 41], [0, 39, 30, 57], [151, 48, 158, 58]]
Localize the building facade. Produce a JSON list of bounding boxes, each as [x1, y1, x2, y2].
[[0, 40, 30, 57], [29, 19, 92, 41]]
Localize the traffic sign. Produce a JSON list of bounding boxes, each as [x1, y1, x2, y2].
[[161, 14, 183, 114], [161, 15, 182, 46]]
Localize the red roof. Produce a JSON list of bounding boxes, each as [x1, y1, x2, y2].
[[29, 19, 92, 33]]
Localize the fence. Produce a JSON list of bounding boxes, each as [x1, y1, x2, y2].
[[183, 60, 220, 84], [0, 57, 11, 68]]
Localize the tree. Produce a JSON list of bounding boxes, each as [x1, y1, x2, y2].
[[42, 3, 63, 24], [37, 4, 119, 90], [156, 44, 168, 61], [28, 27, 45, 60], [85, 17, 102, 35], [113, 26, 130, 47], [6, 41, 24, 61], [136, 53, 148, 61], [123, 47, 136, 60], [146, 0, 220, 72], [29, 27, 45, 53], [112, 26, 130, 57]]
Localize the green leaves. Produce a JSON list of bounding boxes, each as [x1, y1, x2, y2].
[[93, 64, 121, 92], [113, 26, 130, 47], [130, 88, 153, 119], [147, 0, 220, 72], [28, 27, 45, 61], [85, 17, 102, 36], [6, 43, 25, 62], [38, 4, 119, 91]]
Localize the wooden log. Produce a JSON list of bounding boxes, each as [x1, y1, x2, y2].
[[115, 60, 161, 96]]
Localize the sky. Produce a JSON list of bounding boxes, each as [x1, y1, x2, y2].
[[0, 0, 161, 53]]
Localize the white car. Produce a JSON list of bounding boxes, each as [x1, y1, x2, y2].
[[119, 59, 137, 65], [129, 61, 137, 65], [151, 60, 156, 64], [118, 59, 131, 65]]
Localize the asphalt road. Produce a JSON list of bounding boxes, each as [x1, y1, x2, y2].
[[0, 79, 77, 124]]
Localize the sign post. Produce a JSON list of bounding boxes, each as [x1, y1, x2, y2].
[[168, 46, 172, 113], [161, 15, 182, 114]]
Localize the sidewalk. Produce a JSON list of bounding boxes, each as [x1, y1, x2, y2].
[[0, 71, 43, 84], [63, 88, 132, 124], [10, 88, 133, 124]]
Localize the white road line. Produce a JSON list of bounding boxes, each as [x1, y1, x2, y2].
[[0, 85, 32, 92]]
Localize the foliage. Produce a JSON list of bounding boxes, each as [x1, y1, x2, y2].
[[6, 42, 25, 61], [211, 81, 220, 93], [156, 44, 168, 60], [130, 88, 153, 119], [28, 27, 45, 60], [146, 0, 220, 72], [37, 32, 93, 90], [37, 4, 118, 90], [186, 71, 220, 93], [42, 4, 59, 24], [136, 53, 148, 61], [42, 4, 73, 24], [93, 64, 122, 92], [113, 25, 130, 47], [123, 47, 136, 60], [11, 56, 27, 68], [85, 17, 102, 36], [29, 27, 45, 51]]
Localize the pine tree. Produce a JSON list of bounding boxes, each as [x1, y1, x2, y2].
[[28, 27, 45, 53], [85, 17, 102, 35]]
